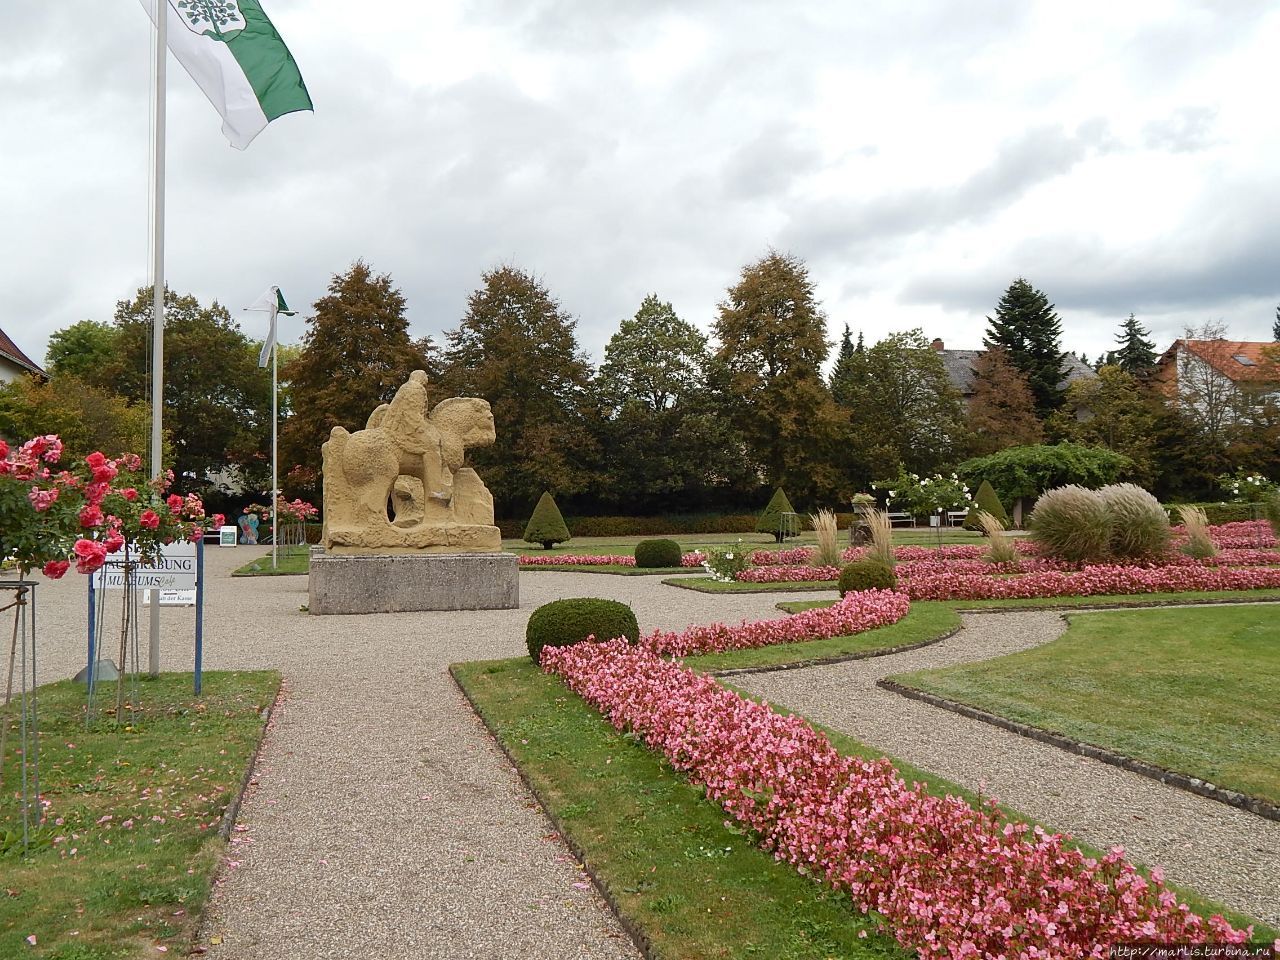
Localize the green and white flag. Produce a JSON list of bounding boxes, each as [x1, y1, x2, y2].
[[246, 286, 296, 367], [139, 0, 312, 150]]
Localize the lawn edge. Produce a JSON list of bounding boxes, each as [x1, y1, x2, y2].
[[876, 677, 1280, 823], [216, 675, 285, 840], [447, 663, 660, 960], [706, 626, 962, 678], [662, 577, 835, 594]]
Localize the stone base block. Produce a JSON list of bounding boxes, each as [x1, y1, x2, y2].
[[308, 553, 519, 615]]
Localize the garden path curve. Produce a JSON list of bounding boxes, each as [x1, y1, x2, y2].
[[733, 609, 1280, 927]]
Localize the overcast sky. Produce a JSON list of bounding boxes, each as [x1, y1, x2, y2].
[[4, 0, 1278, 374]]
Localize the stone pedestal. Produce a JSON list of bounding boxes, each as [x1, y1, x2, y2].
[[308, 553, 519, 615]]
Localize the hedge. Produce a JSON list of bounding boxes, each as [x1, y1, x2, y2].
[[1162, 502, 1268, 526]]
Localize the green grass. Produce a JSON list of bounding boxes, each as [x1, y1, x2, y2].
[[664, 577, 837, 594], [776, 589, 1280, 615], [454, 659, 1272, 955], [232, 548, 309, 576], [681, 602, 961, 673], [0, 671, 279, 958], [891, 606, 1280, 806]]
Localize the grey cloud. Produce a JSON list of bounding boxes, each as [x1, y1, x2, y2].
[[1143, 107, 1218, 153]]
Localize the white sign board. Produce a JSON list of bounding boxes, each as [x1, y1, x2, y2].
[[219, 525, 238, 547], [143, 589, 197, 607], [93, 541, 197, 591]]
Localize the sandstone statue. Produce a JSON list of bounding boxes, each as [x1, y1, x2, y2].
[[321, 371, 501, 553]]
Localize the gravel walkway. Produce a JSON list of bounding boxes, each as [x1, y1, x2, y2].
[[29, 553, 823, 959], [733, 610, 1280, 927]]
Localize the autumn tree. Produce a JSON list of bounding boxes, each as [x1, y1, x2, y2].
[[281, 261, 433, 496], [440, 265, 596, 512], [963, 347, 1043, 457], [1112, 314, 1157, 375], [712, 252, 848, 501], [0, 374, 154, 463], [984, 278, 1068, 416], [44, 320, 119, 378]]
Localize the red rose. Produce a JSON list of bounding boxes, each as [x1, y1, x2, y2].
[[73, 538, 108, 574], [212, 513, 226, 529], [79, 504, 104, 528], [122, 488, 138, 501], [42, 559, 70, 580], [104, 531, 125, 554], [139, 509, 160, 530], [166, 493, 184, 517]]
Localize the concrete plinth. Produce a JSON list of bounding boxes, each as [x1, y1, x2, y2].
[[308, 553, 519, 615]]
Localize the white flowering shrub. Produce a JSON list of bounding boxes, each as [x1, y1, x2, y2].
[[702, 540, 752, 582]]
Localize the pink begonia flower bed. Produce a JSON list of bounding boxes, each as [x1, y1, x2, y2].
[[904, 564, 1280, 601], [518, 552, 706, 567], [541, 639, 1255, 957], [640, 588, 909, 657]]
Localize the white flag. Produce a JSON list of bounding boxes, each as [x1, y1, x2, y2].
[[246, 286, 296, 367], [139, 0, 312, 150]]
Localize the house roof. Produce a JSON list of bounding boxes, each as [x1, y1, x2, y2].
[[0, 326, 46, 379], [1158, 339, 1278, 384], [935, 347, 1095, 396]]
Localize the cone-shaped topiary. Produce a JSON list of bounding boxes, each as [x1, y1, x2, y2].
[[525, 598, 639, 663], [523, 491, 571, 549], [1100, 483, 1170, 561], [1028, 485, 1111, 564], [838, 555, 897, 595], [964, 480, 1010, 532], [755, 488, 797, 543], [634, 538, 683, 568]]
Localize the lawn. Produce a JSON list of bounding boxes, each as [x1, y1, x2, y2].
[[453, 658, 1271, 958], [0, 671, 279, 958], [890, 606, 1280, 806], [665, 577, 837, 594], [232, 547, 309, 576]]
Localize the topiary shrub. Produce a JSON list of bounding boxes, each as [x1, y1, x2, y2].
[[526, 598, 639, 664], [755, 488, 797, 543], [634, 538, 682, 568], [838, 555, 897, 596], [963, 480, 1010, 532], [523, 491, 571, 549], [1028, 485, 1111, 564], [1100, 483, 1170, 561]]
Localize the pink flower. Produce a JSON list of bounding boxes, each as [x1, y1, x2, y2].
[[139, 509, 160, 530], [166, 493, 184, 517], [79, 504, 104, 529], [84, 450, 117, 484], [28, 486, 59, 512], [103, 531, 125, 554], [211, 513, 226, 529], [73, 539, 108, 574], [42, 560, 70, 580], [122, 488, 138, 501]]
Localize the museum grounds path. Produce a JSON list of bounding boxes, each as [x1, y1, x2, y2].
[[28, 548, 1280, 956]]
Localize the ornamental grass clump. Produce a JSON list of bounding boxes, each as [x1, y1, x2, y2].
[[809, 509, 841, 567], [1100, 483, 1171, 561], [525, 597, 638, 664], [634, 538, 682, 568], [977, 510, 1018, 565], [1177, 505, 1218, 560], [865, 508, 895, 567], [1028, 485, 1112, 564]]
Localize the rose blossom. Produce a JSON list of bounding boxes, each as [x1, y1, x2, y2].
[[78, 504, 104, 528], [139, 509, 160, 530], [42, 559, 70, 580], [73, 539, 108, 574]]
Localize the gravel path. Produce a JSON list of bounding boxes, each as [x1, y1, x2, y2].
[[29, 553, 825, 959], [733, 610, 1280, 927]]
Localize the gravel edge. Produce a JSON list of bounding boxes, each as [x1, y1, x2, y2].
[[708, 626, 962, 678]]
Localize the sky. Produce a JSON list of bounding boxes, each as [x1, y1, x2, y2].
[[3, 0, 1278, 374]]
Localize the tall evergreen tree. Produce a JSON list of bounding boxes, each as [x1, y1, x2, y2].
[[829, 323, 860, 405], [1273, 304, 1280, 341], [280, 261, 432, 496], [713, 251, 843, 501], [1112, 313, 1157, 375], [984, 277, 1068, 416], [441, 265, 596, 511]]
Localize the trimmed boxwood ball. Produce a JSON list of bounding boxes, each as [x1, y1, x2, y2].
[[634, 538, 682, 568], [839, 556, 897, 596], [526, 598, 640, 664]]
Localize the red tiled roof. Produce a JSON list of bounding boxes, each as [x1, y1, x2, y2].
[[0, 326, 46, 378], [1158, 339, 1278, 384]]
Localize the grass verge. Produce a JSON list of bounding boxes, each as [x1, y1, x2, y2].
[[454, 659, 1273, 956], [890, 606, 1280, 806], [663, 577, 837, 594], [776, 588, 1280, 615], [232, 550, 309, 576], [681, 602, 961, 674], [0, 671, 279, 958]]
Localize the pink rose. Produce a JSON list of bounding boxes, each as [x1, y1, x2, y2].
[[166, 493, 184, 517], [139, 509, 160, 530], [73, 538, 108, 574], [121, 488, 138, 501], [79, 504, 104, 528], [103, 531, 125, 554], [42, 559, 70, 580]]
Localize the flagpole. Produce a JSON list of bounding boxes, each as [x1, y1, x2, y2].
[[148, 0, 168, 678], [271, 318, 278, 570]]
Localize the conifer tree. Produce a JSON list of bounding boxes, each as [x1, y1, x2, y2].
[[1273, 304, 1280, 341], [522, 491, 571, 549], [829, 324, 861, 405], [984, 278, 1068, 416], [1112, 313, 1157, 375], [755, 487, 797, 542]]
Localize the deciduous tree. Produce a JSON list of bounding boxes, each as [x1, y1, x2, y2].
[[44, 320, 119, 378], [964, 347, 1043, 457]]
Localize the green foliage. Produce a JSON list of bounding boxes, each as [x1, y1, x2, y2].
[[964, 480, 1009, 531], [755, 487, 797, 541], [43, 320, 119, 378], [442, 265, 596, 508], [838, 555, 897, 595], [1049, 366, 1169, 490], [1217, 470, 1278, 502], [281, 261, 434, 498], [0, 374, 154, 464], [1028, 485, 1112, 563], [701, 540, 752, 581], [984, 277, 1068, 416], [634, 538, 683, 568], [1099, 483, 1171, 561], [1163, 501, 1267, 526], [523, 491, 571, 548], [875, 469, 972, 518], [957, 443, 1132, 505], [1111, 313, 1157, 375], [525, 598, 639, 663], [964, 346, 1044, 457], [1263, 492, 1280, 537]]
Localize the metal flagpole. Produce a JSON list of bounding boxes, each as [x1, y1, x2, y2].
[[272, 317, 278, 570], [148, 0, 168, 678]]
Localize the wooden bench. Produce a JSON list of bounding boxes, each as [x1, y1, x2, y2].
[[947, 510, 968, 527], [887, 511, 913, 528]]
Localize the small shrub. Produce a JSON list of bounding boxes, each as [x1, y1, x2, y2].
[[702, 540, 751, 582], [809, 509, 842, 567], [839, 555, 897, 596], [1028, 485, 1111, 564], [526, 598, 639, 664], [865, 509, 894, 566], [634, 538, 683, 568], [1100, 483, 1171, 561], [964, 480, 1010, 532], [977, 511, 1019, 565], [755, 488, 798, 543], [522, 491, 571, 549], [1177, 505, 1217, 560]]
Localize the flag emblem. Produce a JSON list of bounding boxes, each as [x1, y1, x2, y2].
[[173, 0, 247, 40]]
